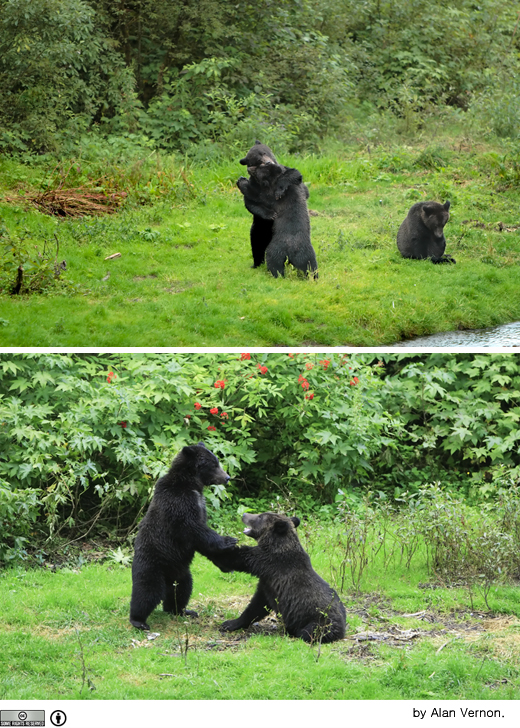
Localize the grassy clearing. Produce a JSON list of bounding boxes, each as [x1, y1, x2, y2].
[[1, 519, 519, 701], [0, 135, 519, 346]]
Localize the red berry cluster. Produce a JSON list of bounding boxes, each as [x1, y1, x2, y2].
[[298, 374, 310, 391]]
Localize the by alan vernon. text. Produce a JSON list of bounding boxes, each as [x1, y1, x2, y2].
[[413, 708, 505, 719]]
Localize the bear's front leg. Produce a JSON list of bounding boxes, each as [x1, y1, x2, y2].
[[221, 584, 270, 632], [237, 176, 249, 194], [206, 543, 255, 573], [194, 525, 237, 559]]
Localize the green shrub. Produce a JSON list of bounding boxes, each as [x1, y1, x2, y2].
[[0, 353, 399, 543], [381, 354, 520, 481], [0, 478, 42, 561], [0, 0, 135, 152], [1, 352, 520, 555]]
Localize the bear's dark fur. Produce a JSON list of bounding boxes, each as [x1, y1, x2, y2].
[[237, 164, 305, 269], [129, 442, 237, 630], [238, 141, 278, 268], [238, 141, 305, 269], [248, 162, 317, 278], [215, 512, 346, 643], [237, 166, 304, 221], [397, 200, 454, 263], [245, 214, 274, 269]]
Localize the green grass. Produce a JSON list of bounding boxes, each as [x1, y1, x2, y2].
[[1, 521, 519, 701], [0, 139, 519, 346]]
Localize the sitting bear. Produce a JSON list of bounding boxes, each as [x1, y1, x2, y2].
[[247, 162, 317, 278], [214, 512, 346, 643], [397, 200, 455, 263], [129, 442, 237, 630], [238, 141, 305, 269]]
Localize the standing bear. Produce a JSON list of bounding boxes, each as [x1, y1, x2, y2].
[[239, 161, 318, 278], [238, 140, 280, 268], [397, 200, 455, 263], [214, 512, 346, 643], [238, 141, 314, 275], [129, 442, 237, 630]]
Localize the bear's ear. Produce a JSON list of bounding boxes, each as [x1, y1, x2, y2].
[[422, 204, 435, 217], [444, 200, 451, 211], [196, 441, 208, 449], [291, 516, 301, 529], [255, 139, 262, 145], [273, 520, 290, 536], [181, 445, 199, 460]]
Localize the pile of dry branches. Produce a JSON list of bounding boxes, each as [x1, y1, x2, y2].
[[29, 187, 127, 217], [4, 161, 127, 217]]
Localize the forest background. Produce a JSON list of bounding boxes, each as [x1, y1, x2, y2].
[[1, 0, 520, 156]]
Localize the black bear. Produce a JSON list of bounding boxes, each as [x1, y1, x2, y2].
[[248, 162, 318, 278], [238, 141, 305, 269], [215, 512, 346, 643], [129, 442, 237, 630], [237, 164, 305, 267], [239, 141, 278, 268], [397, 200, 455, 263]]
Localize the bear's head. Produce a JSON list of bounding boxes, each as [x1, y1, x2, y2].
[[240, 140, 277, 172], [178, 442, 230, 488], [420, 200, 450, 239], [241, 512, 301, 542], [250, 162, 286, 188]]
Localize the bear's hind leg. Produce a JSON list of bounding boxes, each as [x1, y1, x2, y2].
[[129, 572, 166, 630], [294, 618, 342, 644], [308, 250, 319, 279], [265, 244, 286, 278], [221, 585, 270, 632], [250, 217, 273, 268], [431, 254, 456, 264], [290, 247, 318, 279]]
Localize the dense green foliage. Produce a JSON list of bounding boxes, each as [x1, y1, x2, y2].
[[0, 0, 134, 152], [379, 354, 520, 494], [320, 0, 519, 110], [1, 0, 519, 153], [1, 352, 519, 561]]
